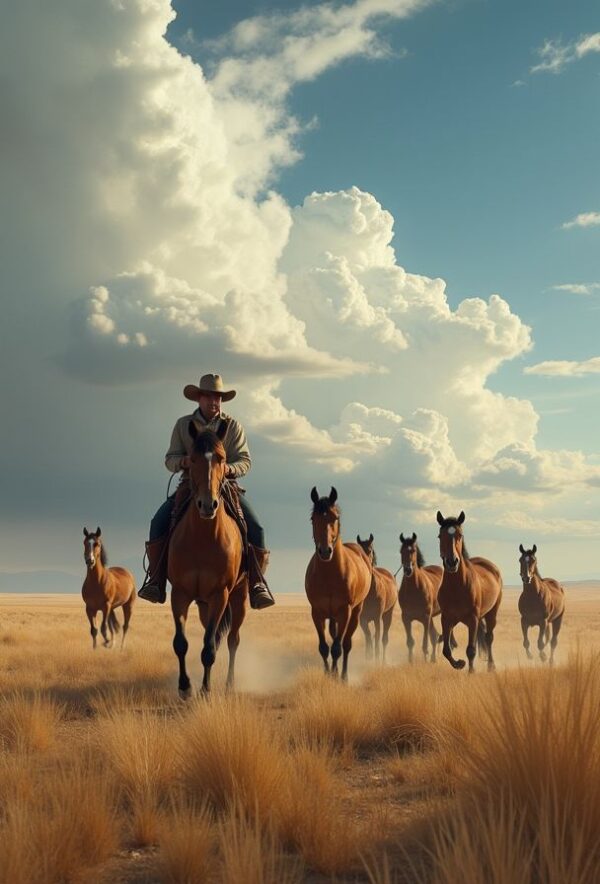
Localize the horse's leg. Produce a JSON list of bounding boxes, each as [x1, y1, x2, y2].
[[538, 620, 548, 662], [341, 606, 361, 682], [86, 607, 98, 650], [442, 614, 465, 670], [332, 605, 352, 679], [465, 615, 479, 674], [200, 592, 229, 694], [549, 614, 563, 666], [311, 610, 330, 674], [120, 599, 133, 650], [100, 605, 113, 648], [373, 615, 382, 662], [428, 617, 438, 663], [172, 594, 193, 699], [226, 583, 247, 691], [402, 614, 415, 663], [483, 607, 499, 673], [521, 618, 533, 659], [360, 610, 373, 660], [421, 618, 429, 661], [381, 608, 393, 664]]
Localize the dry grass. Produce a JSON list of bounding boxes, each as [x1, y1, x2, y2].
[[1, 593, 600, 882]]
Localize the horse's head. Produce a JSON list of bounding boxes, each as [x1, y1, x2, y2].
[[519, 543, 538, 584], [310, 486, 340, 561], [399, 532, 418, 576], [188, 422, 227, 519], [437, 510, 467, 573], [356, 533, 375, 563], [83, 526, 104, 568]]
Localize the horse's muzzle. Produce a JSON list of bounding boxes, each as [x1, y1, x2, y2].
[[197, 498, 220, 518], [403, 565, 413, 577], [443, 557, 459, 573], [85, 557, 95, 567], [317, 546, 334, 561]]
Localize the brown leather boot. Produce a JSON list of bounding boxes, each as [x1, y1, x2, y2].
[[138, 536, 169, 604], [248, 546, 275, 610]]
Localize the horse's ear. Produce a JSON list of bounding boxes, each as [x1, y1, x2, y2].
[[399, 533, 405, 543], [329, 487, 338, 505], [519, 543, 525, 554], [83, 527, 88, 537], [532, 544, 537, 554], [96, 526, 101, 537], [412, 532, 416, 542], [310, 486, 319, 504], [457, 511, 465, 525], [436, 511, 444, 526], [189, 421, 198, 440], [356, 534, 361, 544], [369, 533, 374, 543]]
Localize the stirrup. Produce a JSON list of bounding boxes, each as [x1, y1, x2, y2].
[[249, 583, 275, 610]]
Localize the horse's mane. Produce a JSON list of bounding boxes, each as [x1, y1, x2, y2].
[[192, 429, 226, 459], [371, 548, 378, 565], [439, 517, 470, 560], [311, 497, 341, 518]]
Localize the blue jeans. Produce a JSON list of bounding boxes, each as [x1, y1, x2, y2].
[[150, 491, 265, 548]]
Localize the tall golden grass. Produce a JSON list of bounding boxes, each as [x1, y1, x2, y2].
[[2, 597, 600, 881]]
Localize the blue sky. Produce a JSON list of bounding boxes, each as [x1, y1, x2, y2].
[[1, 0, 599, 588]]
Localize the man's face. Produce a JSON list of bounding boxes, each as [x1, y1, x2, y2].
[[197, 391, 222, 420]]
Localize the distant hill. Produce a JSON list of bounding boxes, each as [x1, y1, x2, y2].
[[0, 571, 81, 594]]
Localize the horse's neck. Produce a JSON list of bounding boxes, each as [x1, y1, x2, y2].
[[527, 569, 545, 594], [87, 560, 107, 585]]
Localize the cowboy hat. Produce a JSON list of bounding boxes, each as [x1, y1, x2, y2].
[[183, 373, 236, 402]]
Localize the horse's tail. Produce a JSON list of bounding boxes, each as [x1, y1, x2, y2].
[[109, 610, 121, 634], [215, 604, 231, 648]]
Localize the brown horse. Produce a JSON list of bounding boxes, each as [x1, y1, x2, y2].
[[518, 544, 565, 664], [437, 511, 502, 673], [82, 527, 136, 649], [398, 532, 444, 663], [305, 487, 372, 680], [168, 422, 246, 697], [356, 534, 396, 662]]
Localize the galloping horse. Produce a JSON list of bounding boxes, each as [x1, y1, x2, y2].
[[398, 532, 444, 663], [82, 527, 136, 649], [436, 511, 502, 673], [356, 534, 396, 663], [168, 422, 246, 697], [305, 487, 372, 680], [518, 544, 565, 664]]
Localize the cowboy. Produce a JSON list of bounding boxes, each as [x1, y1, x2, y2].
[[139, 373, 275, 610]]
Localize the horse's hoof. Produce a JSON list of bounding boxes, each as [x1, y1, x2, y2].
[[487, 663, 496, 673], [178, 687, 193, 701], [539, 652, 547, 662], [452, 659, 466, 670]]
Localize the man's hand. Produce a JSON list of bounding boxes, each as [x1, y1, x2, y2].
[[225, 465, 236, 479]]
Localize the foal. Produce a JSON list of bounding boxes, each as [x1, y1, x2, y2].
[[518, 544, 565, 664], [356, 534, 396, 663], [437, 511, 502, 673], [398, 532, 443, 663], [305, 487, 372, 680], [82, 527, 136, 649]]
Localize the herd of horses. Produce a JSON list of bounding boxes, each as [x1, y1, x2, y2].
[[81, 425, 566, 695]]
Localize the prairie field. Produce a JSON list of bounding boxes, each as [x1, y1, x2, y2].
[[1, 586, 600, 883]]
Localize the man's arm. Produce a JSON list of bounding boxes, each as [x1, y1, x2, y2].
[[224, 419, 251, 479], [165, 419, 188, 473]]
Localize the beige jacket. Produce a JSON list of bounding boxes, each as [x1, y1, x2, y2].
[[165, 410, 251, 479]]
